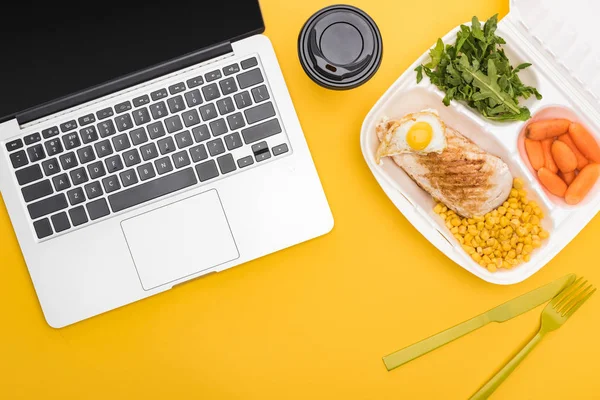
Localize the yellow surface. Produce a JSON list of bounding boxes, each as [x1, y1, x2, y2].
[[1, 1, 598, 399]]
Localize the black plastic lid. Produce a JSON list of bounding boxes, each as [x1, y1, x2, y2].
[[298, 4, 383, 90]]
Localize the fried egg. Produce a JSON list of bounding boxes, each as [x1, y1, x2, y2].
[[376, 110, 447, 161]]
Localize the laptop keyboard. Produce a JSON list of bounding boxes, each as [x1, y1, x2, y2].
[[4, 56, 290, 240]]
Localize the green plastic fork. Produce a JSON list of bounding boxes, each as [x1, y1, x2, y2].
[[470, 277, 596, 400]]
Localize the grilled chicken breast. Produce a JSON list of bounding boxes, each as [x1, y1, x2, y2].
[[376, 118, 512, 218]]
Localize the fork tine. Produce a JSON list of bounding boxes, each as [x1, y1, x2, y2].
[[551, 277, 582, 306], [554, 278, 586, 310], [560, 283, 593, 315], [564, 287, 596, 318]]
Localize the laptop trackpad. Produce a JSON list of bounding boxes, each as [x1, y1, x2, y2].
[[121, 190, 239, 290]]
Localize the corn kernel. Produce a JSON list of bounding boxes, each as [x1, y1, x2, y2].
[[503, 201, 510, 208], [481, 230, 490, 241], [483, 247, 493, 255], [477, 221, 485, 231], [446, 221, 453, 229], [486, 238, 496, 247], [472, 253, 481, 262], [450, 226, 458, 234], [468, 218, 476, 225], [451, 218, 461, 227], [487, 264, 497, 272], [502, 242, 511, 251], [434, 203, 443, 214], [510, 189, 518, 198], [532, 239, 542, 248], [463, 245, 475, 254], [524, 254, 531, 262], [477, 246, 483, 254], [539, 230, 549, 239], [523, 244, 533, 254], [510, 202, 519, 209], [516, 243, 524, 255], [479, 260, 487, 267], [491, 210, 498, 218], [458, 225, 467, 235], [494, 250, 502, 258], [514, 178, 524, 189], [483, 255, 492, 264], [524, 236, 532, 245]]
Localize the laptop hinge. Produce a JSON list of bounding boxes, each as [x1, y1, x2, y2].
[[16, 41, 233, 127]]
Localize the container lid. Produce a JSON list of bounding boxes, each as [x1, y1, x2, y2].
[[298, 5, 383, 90]]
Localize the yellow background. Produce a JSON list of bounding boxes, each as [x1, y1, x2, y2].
[[1, 1, 598, 399]]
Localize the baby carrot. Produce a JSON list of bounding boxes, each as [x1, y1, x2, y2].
[[527, 119, 570, 140], [538, 167, 568, 197], [559, 170, 576, 185], [541, 139, 558, 173], [569, 122, 600, 163], [551, 140, 577, 173], [558, 134, 588, 170], [524, 138, 544, 170], [565, 163, 600, 205]]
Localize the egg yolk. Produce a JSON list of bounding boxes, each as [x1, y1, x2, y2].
[[406, 122, 433, 150]]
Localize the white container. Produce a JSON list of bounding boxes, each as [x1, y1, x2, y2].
[[360, 0, 600, 284]]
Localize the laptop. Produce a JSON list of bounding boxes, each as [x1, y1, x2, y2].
[[0, 2, 333, 328]]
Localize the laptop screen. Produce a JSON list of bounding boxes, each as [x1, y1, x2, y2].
[[0, 2, 264, 123]]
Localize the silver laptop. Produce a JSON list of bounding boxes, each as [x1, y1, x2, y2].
[[0, 2, 333, 327]]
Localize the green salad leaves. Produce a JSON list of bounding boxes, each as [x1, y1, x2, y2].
[[415, 15, 541, 122]]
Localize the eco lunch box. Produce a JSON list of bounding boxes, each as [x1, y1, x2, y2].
[[360, 0, 600, 284]]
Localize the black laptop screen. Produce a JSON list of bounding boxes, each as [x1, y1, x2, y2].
[[0, 2, 264, 123]]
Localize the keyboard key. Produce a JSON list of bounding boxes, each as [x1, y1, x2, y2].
[[251, 85, 270, 103], [202, 83, 220, 102], [60, 120, 77, 133], [184, 89, 203, 107], [6, 138, 23, 152], [186, 75, 204, 88], [181, 109, 201, 127], [233, 91, 252, 109], [78, 113, 96, 126], [241, 57, 258, 69], [94, 140, 113, 158], [86, 198, 110, 220], [149, 101, 168, 119], [33, 218, 53, 239], [209, 119, 228, 136], [226, 113, 245, 131], [69, 206, 88, 226], [112, 134, 131, 152], [42, 126, 60, 139], [199, 103, 217, 121], [24, 132, 41, 145], [102, 175, 121, 193], [205, 70, 222, 82], [196, 160, 219, 182], [189, 144, 208, 163], [96, 107, 114, 120], [120, 169, 138, 187], [114, 114, 133, 132], [245, 102, 275, 125], [133, 95, 150, 107], [110, 167, 197, 212], [167, 95, 186, 113], [133, 107, 151, 126], [237, 68, 264, 89], [242, 118, 282, 144], [165, 115, 183, 133], [59, 151, 78, 170], [67, 187, 86, 205], [256, 151, 271, 162], [216, 97, 235, 115], [16, 164, 43, 185], [105, 155, 124, 173], [114, 101, 132, 114], [237, 156, 254, 168], [140, 143, 159, 161], [154, 157, 174, 175], [42, 158, 60, 176], [88, 161, 106, 179], [252, 141, 269, 154], [97, 120, 116, 137], [45, 138, 63, 156], [137, 163, 156, 181], [130, 128, 149, 145], [51, 212, 71, 233], [70, 167, 88, 186], [84, 181, 103, 199], [207, 138, 225, 156], [192, 125, 211, 143], [10, 150, 28, 169], [219, 77, 238, 95], [175, 130, 193, 149], [62, 132, 81, 150], [123, 149, 142, 167], [217, 154, 236, 174], [168, 82, 186, 95], [172, 151, 191, 169], [28, 193, 67, 219], [22, 179, 53, 202], [27, 144, 45, 162], [147, 121, 166, 139], [52, 173, 71, 192], [80, 126, 99, 144], [224, 132, 243, 150], [272, 143, 289, 156], [157, 136, 176, 155], [223, 63, 240, 76], [151, 88, 168, 101], [77, 146, 96, 164]]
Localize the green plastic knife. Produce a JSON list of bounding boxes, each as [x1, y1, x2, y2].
[[383, 274, 575, 371]]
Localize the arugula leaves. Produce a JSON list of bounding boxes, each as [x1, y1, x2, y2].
[[415, 15, 541, 122]]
